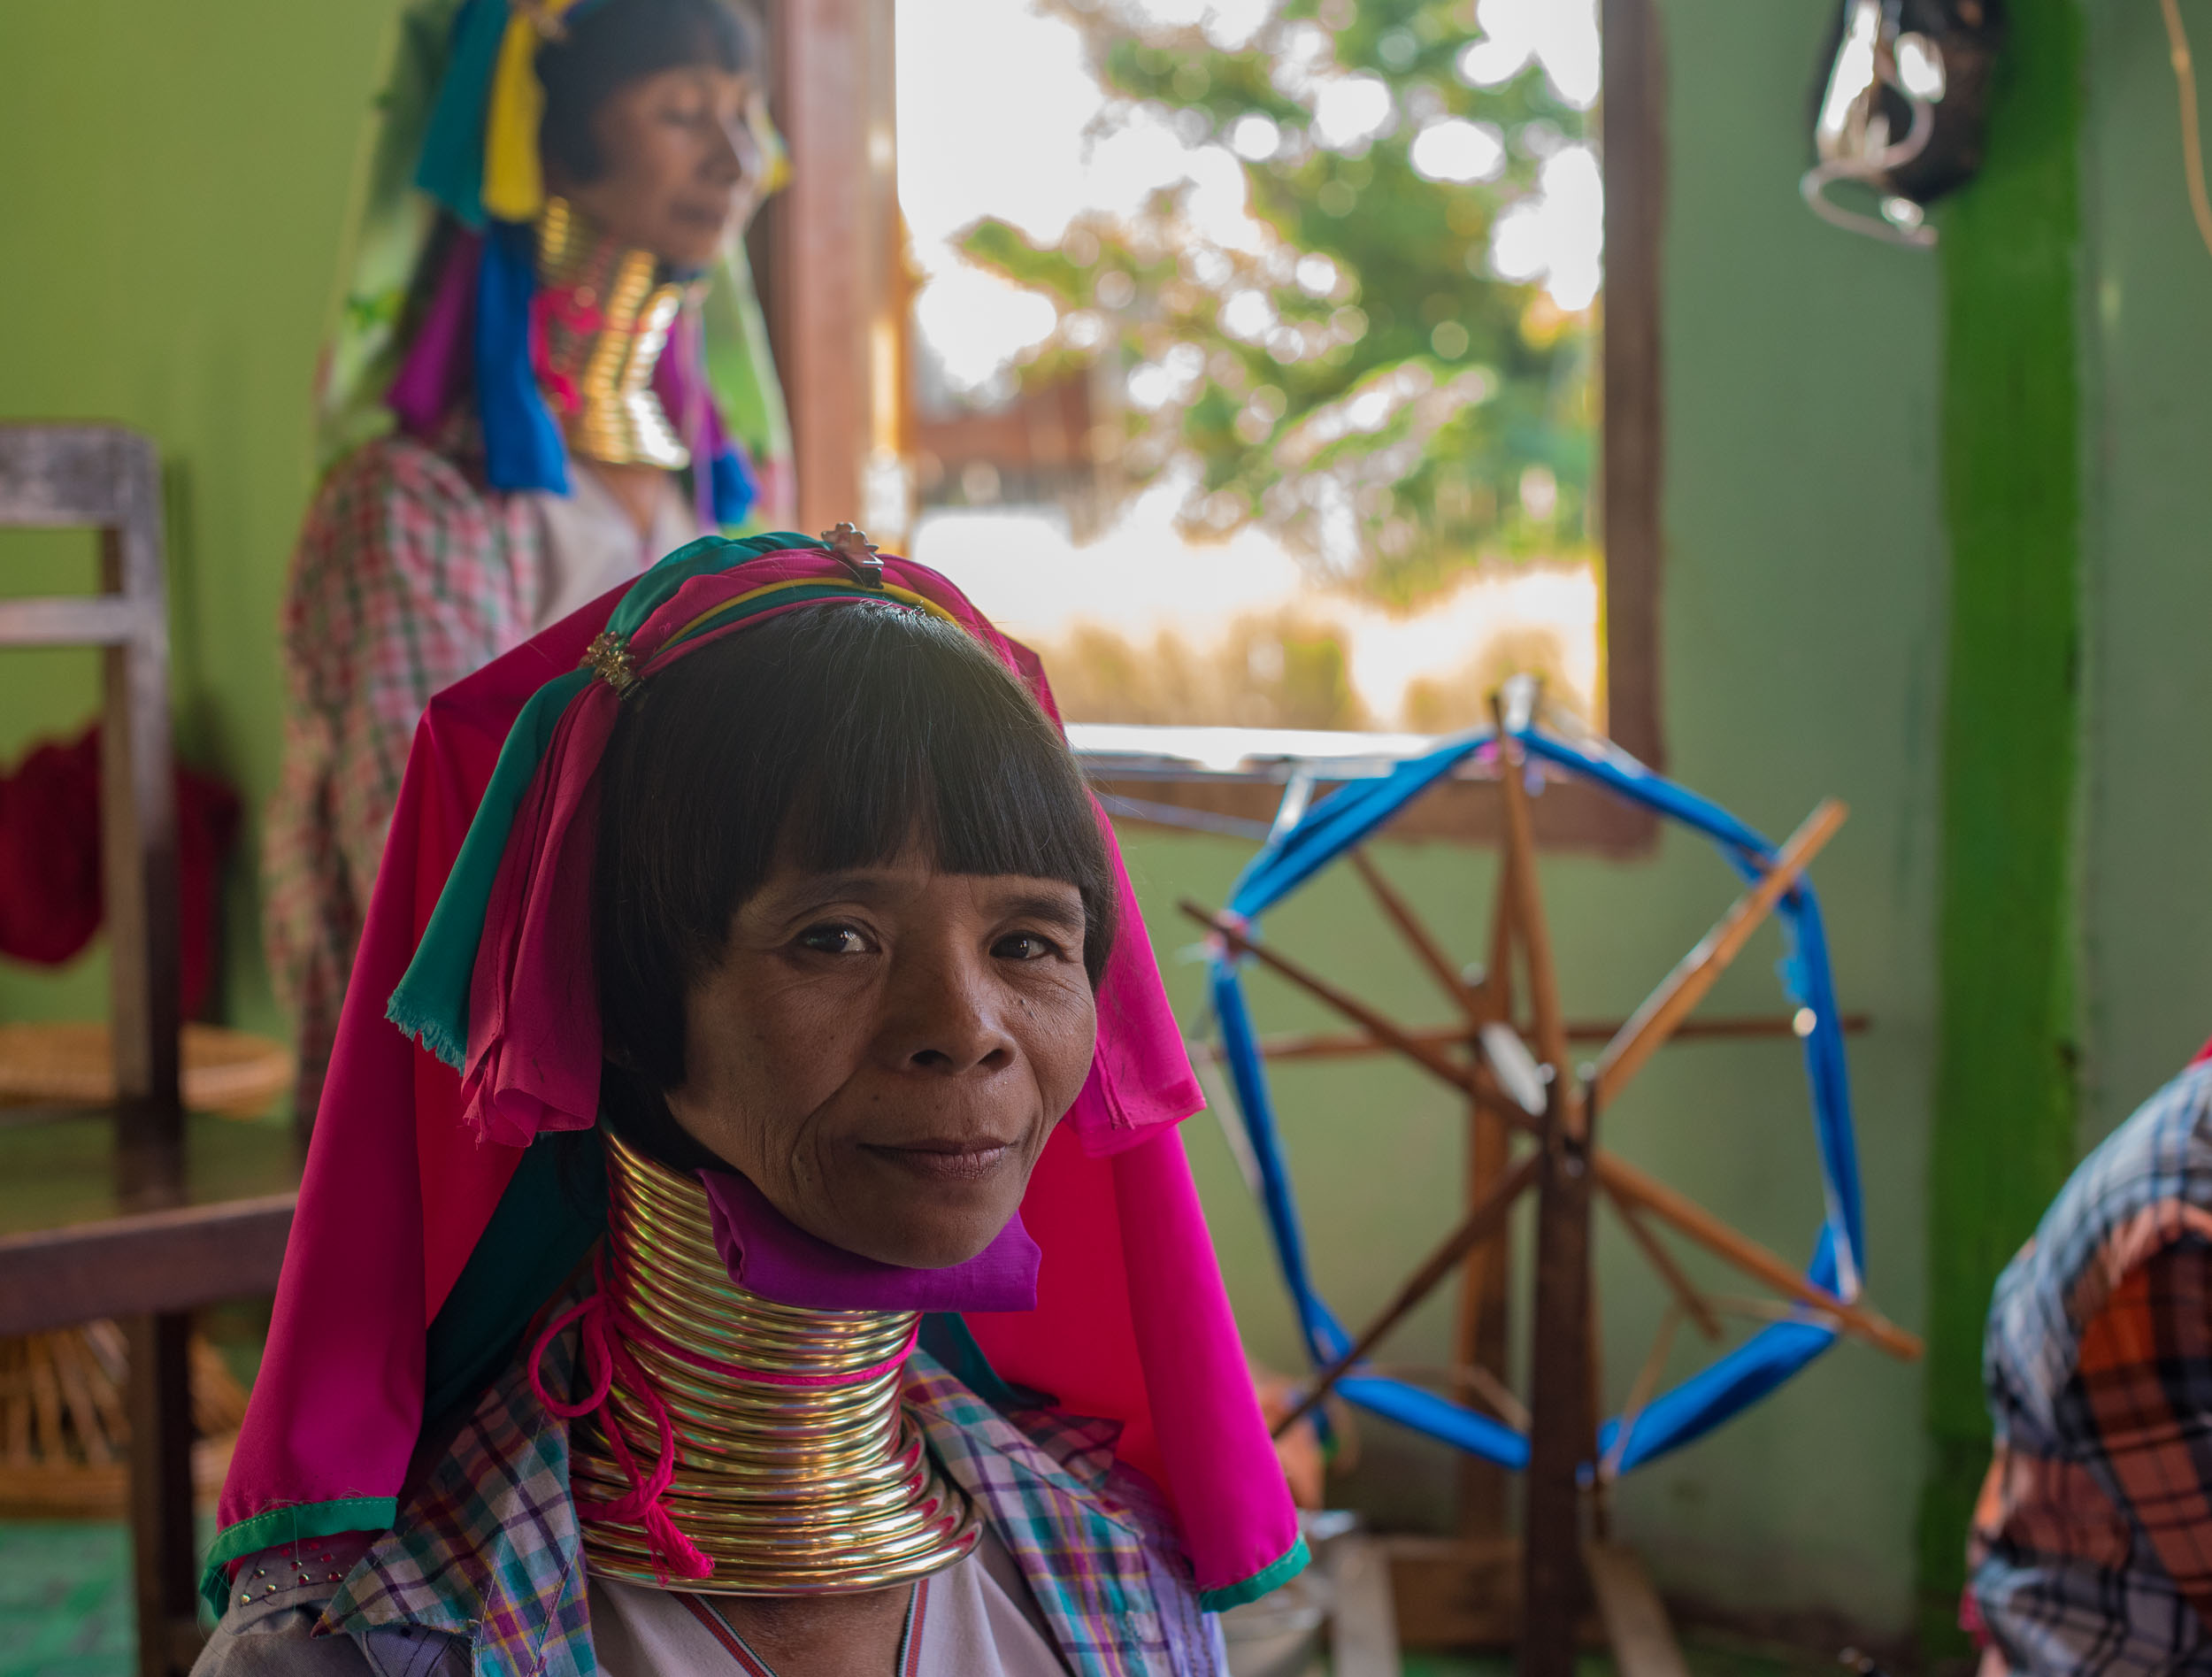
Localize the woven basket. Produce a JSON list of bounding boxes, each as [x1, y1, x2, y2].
[[0, 1021, 292, 1119], [0, 1323, 246, 1517]]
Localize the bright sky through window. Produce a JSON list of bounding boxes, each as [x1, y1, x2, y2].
[[896, 0, 1607, 736]]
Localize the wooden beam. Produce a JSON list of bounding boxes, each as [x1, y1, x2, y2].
[[1462, 838, 1519, 1540], [0, 1195, 296, 1337], [1350, 848, 1484, 1019], [1273, 1152, 1541, 1436], [767, 0, 901, 533], [1455, 1086, 1516, 1539], [0, 596, 148, 646], [1521, 1073, 1596, 1677], [1491, 704, 1582, 1144], [1593, 800, 1846, 1111], [97, 435, 181, 1162], [1600, 0, 1666, 777], [1194, 1012, 1872, 1065], [1594, 1152, 1921, 1360], [1181, 903, 1482, 1100], [1601, 1179, 1723, 1342], [1586, 1544, 1691, 1677], [127, 1312, 200, 1676]]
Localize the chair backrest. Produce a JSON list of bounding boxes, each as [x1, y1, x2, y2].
[[0, 425, 180, 1157]]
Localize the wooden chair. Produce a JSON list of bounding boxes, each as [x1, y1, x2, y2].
[[0, 424, 296, 1677]]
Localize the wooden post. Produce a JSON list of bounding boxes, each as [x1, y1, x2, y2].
[[125, 1312, 196, 1677], [1491, 703, 1594, 1675], [1520, 1073, 1595, 1677], [1456, 1092, 1516, 1538], [764, 0, 906, 538], [1600, 0, 1664, 771], [0, 427, 192, 1676], [98, 436, 180, 1167], [99, 440, 192, 1677], [1457, 847, 1521, 1540]]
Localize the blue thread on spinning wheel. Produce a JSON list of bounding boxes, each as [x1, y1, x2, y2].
[[1205, 716, 1864, 1475]]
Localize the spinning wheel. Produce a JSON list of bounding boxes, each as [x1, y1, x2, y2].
[[1187, 683, 1922, 1673]]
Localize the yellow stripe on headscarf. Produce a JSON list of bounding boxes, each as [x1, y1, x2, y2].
[[482, 1, 585, 223]]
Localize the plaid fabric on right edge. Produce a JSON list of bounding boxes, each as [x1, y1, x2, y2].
[[1971, 1060, 2212, 1673]]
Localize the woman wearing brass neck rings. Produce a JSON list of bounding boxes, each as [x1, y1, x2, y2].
[[202, 538, 1307, 1674], [266, 0, 788, 1132]]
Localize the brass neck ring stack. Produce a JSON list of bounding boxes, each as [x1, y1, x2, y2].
[[560, 1129, 979, 1594], [533, 196, 691, 472]]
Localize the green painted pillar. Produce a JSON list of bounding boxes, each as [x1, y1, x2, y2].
[[1916, 0, 2085, 1652]]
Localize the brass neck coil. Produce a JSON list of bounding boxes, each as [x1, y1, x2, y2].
[[572, 1129, 979, 1595], [533, 197, 690, 473]]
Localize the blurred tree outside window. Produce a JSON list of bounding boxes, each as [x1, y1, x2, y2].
[[897, 0, 1603, 738]]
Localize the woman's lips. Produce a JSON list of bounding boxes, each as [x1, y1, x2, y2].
[[673, 199, 734, 233], [862, 1140, 1014, 1184]]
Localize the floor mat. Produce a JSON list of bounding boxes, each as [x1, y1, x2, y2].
[[0, 1524, 131, 1677]]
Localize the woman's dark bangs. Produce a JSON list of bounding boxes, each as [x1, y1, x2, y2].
[[784, 684, 1099, 887], [562, 0, 755, 77], [538, 0, 759, 183], [775, 607, 1114, 963]]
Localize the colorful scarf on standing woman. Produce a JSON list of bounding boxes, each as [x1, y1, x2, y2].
[[210, 534, 1307, 1618], [314, 0, 791, 527]]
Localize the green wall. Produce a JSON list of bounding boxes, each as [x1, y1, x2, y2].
[[2077, 0, 2212, 1138], [28, 0, 2212, 1650], [1919, 0, 2085, 1645], [0, 1, 395, 1035]]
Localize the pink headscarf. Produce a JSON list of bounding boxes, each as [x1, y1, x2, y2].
[[211, 541, 1302, 1615]]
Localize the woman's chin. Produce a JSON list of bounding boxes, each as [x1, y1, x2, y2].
[[648, 212, 738, 273], [839, 1202, 1017, 1273]]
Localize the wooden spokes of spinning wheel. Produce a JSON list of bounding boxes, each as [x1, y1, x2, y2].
[[1182, 714, 1922, 1676]]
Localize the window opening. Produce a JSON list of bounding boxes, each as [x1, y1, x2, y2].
[[896, 0, 1608, 759]]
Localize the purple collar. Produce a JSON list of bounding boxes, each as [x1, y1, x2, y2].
[[700, 1167, 1041, 1313]]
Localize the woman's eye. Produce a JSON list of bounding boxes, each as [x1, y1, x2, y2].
[[994, 932, 1060, 962], [797, 924, 872, 956]]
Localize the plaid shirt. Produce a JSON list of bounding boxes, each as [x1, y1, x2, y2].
[[1971, 1059, 2212, 1673], [211, 1326, 1217, 1676], [263, 435, 541, 1122]]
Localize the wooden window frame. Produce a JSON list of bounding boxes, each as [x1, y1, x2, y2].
[[761, 0, 1663, 856]]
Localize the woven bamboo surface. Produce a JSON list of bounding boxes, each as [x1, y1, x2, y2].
[[0, 1021, 291, 1118], [0, 1324, 245, 1517]]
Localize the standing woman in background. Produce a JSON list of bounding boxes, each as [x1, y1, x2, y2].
[[265, 0, 790, 1125]]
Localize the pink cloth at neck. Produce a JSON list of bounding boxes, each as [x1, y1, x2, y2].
[[216, 550, 1300, 1607], [703, 1167, 1041, 1313]]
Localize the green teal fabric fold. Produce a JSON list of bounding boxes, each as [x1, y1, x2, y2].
[[424, 1127, 608, 1427], [411, 0, 505, 227], [1196, 1535, 1311, 1613], [200, 1496, 403, 1618], [384, 532, 819, 1066]]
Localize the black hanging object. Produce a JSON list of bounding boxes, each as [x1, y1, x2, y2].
[[1803, 0, 2006, 246]]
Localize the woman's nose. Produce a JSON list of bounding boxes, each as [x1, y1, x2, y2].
[[879, 947, 1016, 1075], [710, 113, 756, 187]]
